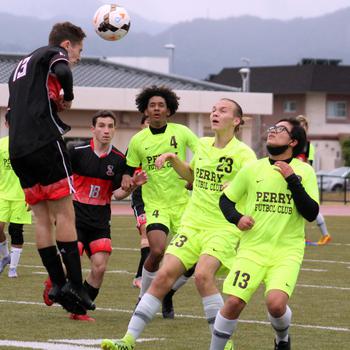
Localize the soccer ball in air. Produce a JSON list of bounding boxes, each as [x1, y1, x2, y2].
[[93, 4, 131, 41]]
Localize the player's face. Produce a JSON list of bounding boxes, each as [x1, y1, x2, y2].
[[210, 99, 240, 132], [92, 116, 116, 145], [266, 121, 293, 147], [144, 96, 169, 128], [66, 41, 83, 66]]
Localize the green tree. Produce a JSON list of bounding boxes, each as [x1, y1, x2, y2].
[[341, 139, 350, 166]]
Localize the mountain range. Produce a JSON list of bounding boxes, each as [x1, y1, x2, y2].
[[0, 3, 350, 79]]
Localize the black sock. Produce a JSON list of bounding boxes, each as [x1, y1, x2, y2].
[[184, 264, 196, 278], [84, 280, 99, 301], [38, 246, 66, 287], [135, 246, 150, 278], [56, 240, 83, 286]]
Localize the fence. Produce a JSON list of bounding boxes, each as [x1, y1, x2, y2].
[[317, 174, 350, 204]]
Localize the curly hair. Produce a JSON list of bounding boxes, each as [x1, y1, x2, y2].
[[135, 85, 180, 116]]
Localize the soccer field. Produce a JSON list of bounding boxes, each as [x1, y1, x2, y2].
[[0, 215, 349, 350]]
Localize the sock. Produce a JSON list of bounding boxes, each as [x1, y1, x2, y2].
[[127, 293, 161, 340], [139, 266, 157, 298], [171, 274, 189, 291], [135, 247, 150, 278], [84, 280, 99, 301], [0, 239, 9, 258], [56, 240, 83, 286], [9, 247, 22, 269], [268, 305, 292, 343], [202, 293, 224, 333], [38, 246, 66, 287], [316, 213, 328, 236], [210, 311, 238, 350]]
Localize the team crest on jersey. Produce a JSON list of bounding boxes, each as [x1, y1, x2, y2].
[[106, 165, 115, 176], [297, 175, 302, 182]]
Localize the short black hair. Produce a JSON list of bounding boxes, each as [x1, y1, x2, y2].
[[135, 85, 179, 116], [92, 110, 117, 126], [49, 22, 86, 46], [277, 117, 306, 157]]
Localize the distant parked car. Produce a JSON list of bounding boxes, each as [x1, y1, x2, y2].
[[317, 167, 350, 192]]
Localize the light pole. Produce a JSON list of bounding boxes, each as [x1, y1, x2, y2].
[[164, 43, 176, 74]]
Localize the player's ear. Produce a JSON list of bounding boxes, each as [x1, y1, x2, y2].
[[290, 139, 298, 148], [59, 39, 70, 50]]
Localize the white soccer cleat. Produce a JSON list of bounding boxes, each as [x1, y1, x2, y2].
[[8, 267, 18, 278]]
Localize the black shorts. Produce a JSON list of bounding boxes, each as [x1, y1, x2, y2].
[[76, 224, 111, 257], [132, 204, 145, 218], [11, 139, 74, 205]]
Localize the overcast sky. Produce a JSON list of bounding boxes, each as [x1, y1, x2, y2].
[[1, 0, 350, 23], [119, 0, 350, 22]]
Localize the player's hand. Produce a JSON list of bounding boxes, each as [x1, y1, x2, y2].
[[57, 99, 72, 111], [274, 161, 294, 178], [237, 216, 255, 231], [155, 153, 176, 169], [121, 174, 133, 191], [132, 170, 148, 186]]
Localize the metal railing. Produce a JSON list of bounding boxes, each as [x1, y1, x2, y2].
[[317, 174, 350, 204]]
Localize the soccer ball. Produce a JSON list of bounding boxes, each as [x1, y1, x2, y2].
[[93, 4, 131, 41]]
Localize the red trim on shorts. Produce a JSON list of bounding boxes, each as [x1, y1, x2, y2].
[[78, 241, 84, 256], [24, 177, 72, 205], [89, 238, 112, 255]]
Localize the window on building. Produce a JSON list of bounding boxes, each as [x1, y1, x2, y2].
[[327, 101, 347, 118], [283, 101, 297, 113]]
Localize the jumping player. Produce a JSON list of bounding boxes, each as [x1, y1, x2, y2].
[[7, 22, 94, 314], [210, 118, 319, 350], [101, 98, 256, 350], [44, 110, 147, 321], [121, 85, 198, 318]]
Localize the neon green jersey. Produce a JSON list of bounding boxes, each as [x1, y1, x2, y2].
[[308, 143, 315, 163], [0, 136, 25, 201], [224, 157, 319, 265], [181, 136, 256, 230], [127, 123, 198, 208]]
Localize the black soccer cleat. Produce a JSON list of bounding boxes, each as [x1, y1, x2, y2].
[[61, 281, 96, 311], [274, 336, 291, 350], [162, 289, 175, 319]]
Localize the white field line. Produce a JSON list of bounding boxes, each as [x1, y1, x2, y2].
[[0, 299, 349, 333], [304, 258, 350, 265], [301, 268, 327, 272]]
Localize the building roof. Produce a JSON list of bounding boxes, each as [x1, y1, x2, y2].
[[208, 63, 350, 94], [0, 53, 239, 92]]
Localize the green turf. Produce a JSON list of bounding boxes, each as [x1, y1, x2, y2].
[[0, 215, 349, 349]]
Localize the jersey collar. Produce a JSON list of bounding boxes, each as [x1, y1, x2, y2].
[[90, 139, 112, 158]]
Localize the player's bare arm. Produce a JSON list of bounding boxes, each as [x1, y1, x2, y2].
[[155, 152, 194, 183], [114, 171, 147, 200]]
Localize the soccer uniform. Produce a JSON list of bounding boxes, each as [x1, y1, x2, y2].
[[69, 139, 126, 256], [0, 136, 31, 224], [222, 157, 319, 302], [166, 136, 256, 273], [296, 141, 315, 165], [126, 123, 198, 234], [7, 45, 74, 205]]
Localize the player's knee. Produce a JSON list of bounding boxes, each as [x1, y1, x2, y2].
[[91, 261, 107, 278], [153, 269, 173, 290], [266, 299, 286, 317], [225, 295, 245, 317], [194, 270, 214, 290], [149, 246, 165, 260], [9, 223, 24, 245]]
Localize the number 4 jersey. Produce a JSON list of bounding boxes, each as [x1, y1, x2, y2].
[[69, 139, 126, 230], [126, 123, 198, 209]]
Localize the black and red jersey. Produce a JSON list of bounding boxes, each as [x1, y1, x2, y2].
[[8, 45, 71, 159], [70, 139, 126, 230]]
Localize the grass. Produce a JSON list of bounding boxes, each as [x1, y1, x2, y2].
[[0, 215, 349, 349]]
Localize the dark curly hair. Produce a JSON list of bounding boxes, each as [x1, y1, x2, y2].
[[277, 117, 307, 157], [135, 85, 179, 116]]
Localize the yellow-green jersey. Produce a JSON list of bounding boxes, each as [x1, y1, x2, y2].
[[224, 157, 319, 265], [126, 123, 198, 208], [0, 136, 25, 201], [181, 136, 256, 230], [308, 143, 315, 163]]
